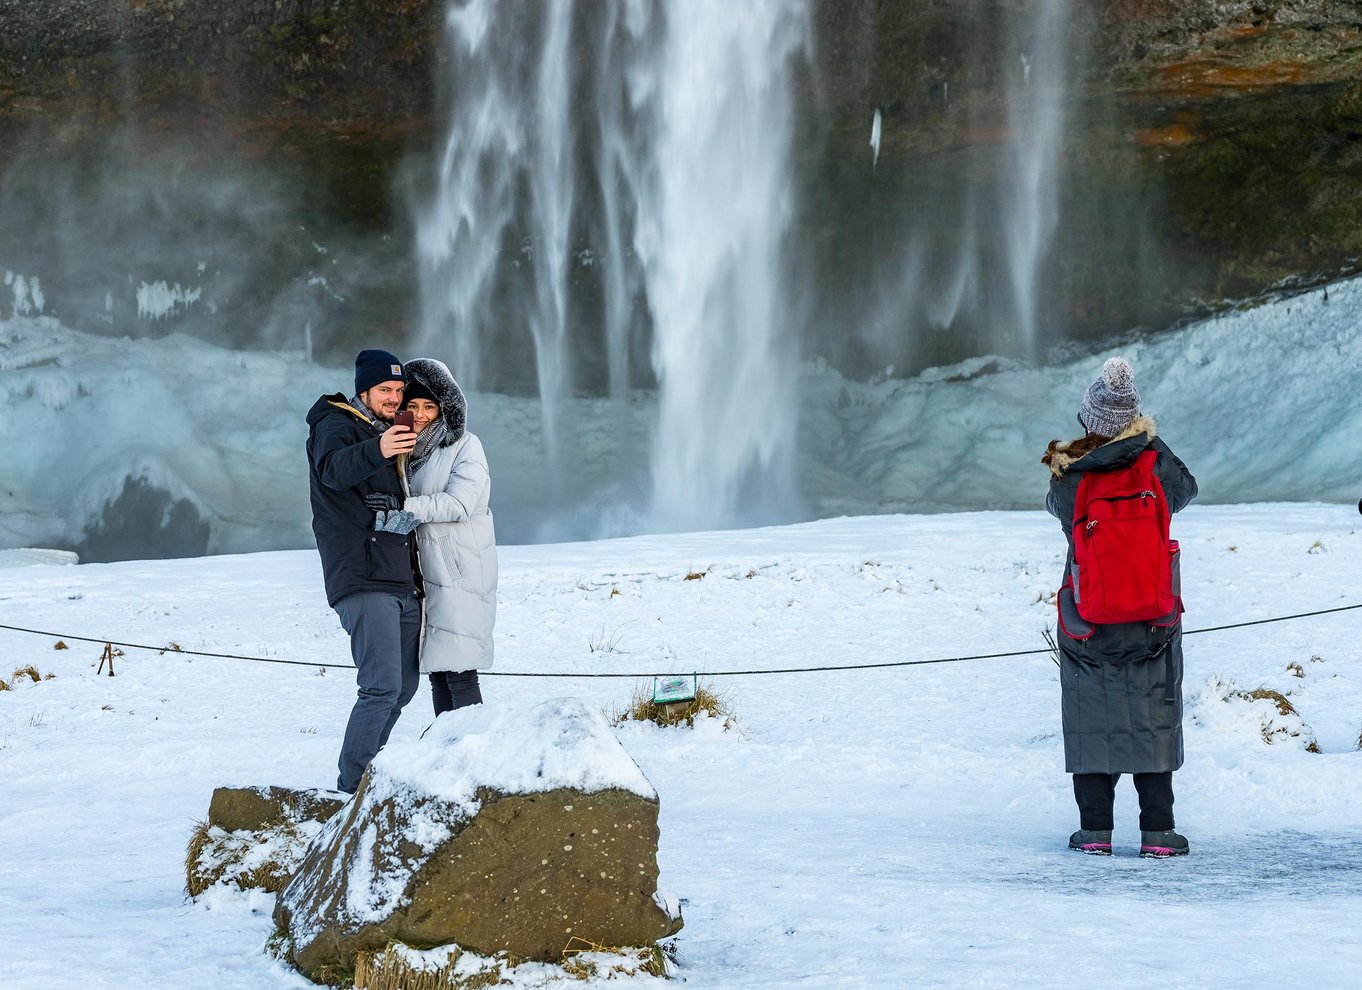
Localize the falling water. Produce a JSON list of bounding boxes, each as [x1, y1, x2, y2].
[[1001, 0, 1070, 356], [635, 1, 811, 529], [854, 0, 1076, 367], [416, 0, 810, 533]]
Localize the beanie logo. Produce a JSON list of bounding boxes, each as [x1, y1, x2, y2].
[[391, 364, 402, 376]]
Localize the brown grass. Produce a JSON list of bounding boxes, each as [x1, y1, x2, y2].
[[11, 665, 42, 684], [610, 679, 735, 729], [354, 944, 502, 990], [184, 820, 303, 897], [0, 678, 8, 692], [1243, 687, 1297, 717], [53, 641, 68, 650], [1235, 687, 1322, 752], [562, 937, 672, 979], [683, 571, 705, 581], [353, 938, 673, 989], [1286, 661, 1305, 678]]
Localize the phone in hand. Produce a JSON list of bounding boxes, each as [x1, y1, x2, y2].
[[393, 409, 415, 432]]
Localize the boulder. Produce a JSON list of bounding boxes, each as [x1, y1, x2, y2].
[[208, 785, 347, 832], [187, 786, 347, 897], [273, 698, 682, 978]]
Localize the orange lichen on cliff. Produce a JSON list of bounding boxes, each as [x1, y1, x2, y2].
[[1153, 58, 1309, 97], [1132, 122, 1201, 147]]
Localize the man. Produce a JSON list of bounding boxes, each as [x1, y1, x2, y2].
[[306, 348, 422, 794]]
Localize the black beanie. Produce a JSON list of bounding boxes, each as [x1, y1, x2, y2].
[[354, 348, 405, 396], [404, 375, 437, 405]]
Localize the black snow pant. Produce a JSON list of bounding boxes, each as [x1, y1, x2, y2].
[[430, 669, 483, 716], [1073, 771, 1175, 832]]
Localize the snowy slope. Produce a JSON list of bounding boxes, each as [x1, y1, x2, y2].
[[1, 507, 1360, 988], [3, 276, 1361, 554]]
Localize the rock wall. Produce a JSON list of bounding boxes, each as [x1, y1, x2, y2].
[[1, 0, 1358, 374]]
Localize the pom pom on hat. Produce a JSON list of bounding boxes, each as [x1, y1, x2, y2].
[[1079, 356, 1140, 437]]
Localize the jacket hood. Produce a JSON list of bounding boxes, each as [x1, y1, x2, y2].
[[1046, 415, 1156, 478], [404, 358, 466, 445], [306, 393, 375, 429]]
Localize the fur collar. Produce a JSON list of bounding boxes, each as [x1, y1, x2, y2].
[[404, 358, 467, 445], [1046, 415, 1156, 477]]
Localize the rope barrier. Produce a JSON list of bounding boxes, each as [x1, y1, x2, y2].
[[2, 600, 1359, 679]]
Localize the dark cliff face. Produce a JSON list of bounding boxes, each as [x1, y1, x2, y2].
[[803, 0, 1362, 372], [0, 0, 1358, 377]]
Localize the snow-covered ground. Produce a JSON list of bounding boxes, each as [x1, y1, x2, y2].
[[3, 274, 1361, 555], [2, 506, 1360, 988]]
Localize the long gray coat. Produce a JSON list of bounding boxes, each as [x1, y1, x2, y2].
[[401, 359, 497, 674], [1045, 417, 1198, 774]]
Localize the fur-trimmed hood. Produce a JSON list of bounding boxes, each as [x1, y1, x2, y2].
[[404, 358, 467, 445], [1045, 415, 1156, 478]]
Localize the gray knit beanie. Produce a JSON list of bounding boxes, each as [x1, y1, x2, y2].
[[1079, 357, 1140, 437]]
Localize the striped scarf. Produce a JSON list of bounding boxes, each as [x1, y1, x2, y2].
[[408, 419, 448, 477]]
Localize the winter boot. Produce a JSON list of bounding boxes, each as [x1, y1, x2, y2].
[[1068, 829, 1113, 855], [1139, 829, 1189, 858]]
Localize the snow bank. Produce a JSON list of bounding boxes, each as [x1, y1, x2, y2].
[[4, 275, 1360, 556]]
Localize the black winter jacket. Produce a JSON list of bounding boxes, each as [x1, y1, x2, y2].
[[1045, 416, 1198, 774], [306, 394, 416, 607]]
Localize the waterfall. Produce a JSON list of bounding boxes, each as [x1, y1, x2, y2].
[[1001, 0, 1069, 356], [855, 0, 1076, 368], [635, 1, 811, 530], [416, 0, 811, 534]]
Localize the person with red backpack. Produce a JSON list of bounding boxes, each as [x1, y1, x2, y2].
[[1043, 357, 1198, 858]]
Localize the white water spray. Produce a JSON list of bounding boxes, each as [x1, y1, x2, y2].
[[417, 0, 810, 533]]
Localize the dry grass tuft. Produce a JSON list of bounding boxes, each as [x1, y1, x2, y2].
[[610, 679, 735, 730], [683, 570, 705, 581], [1243, 687, 1297, 717], [353, 938, 672, 989], [0, 678, 9, 692], [354, 944, 503, 990], [1230, 685, 1322, 752], [185, 819, 307, 897], [1286, 661, 1305, 678], [184, 821, 214, 897], [53, 641, 68, 650], [562, 937, 673, 979], [11, 665, 42, 684]]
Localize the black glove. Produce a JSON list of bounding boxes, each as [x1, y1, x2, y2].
[[364, 492, 403, 512]]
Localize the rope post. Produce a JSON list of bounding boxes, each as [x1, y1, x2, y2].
[[97, 643, 116, 677]]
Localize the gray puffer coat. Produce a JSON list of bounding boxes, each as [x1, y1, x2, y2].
[[1045, 416, 1198, 774], [402, 358, 497, 674]]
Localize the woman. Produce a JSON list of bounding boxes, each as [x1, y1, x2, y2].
[[399, 358, 497, 716], [1043, 357, 1197, 858]]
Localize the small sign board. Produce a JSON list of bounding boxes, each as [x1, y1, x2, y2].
[[653, 673, 697, 706]]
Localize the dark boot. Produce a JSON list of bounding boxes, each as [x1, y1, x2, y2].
[[1139, 829, 1189, 858], [1069, 829, 1113, 855]]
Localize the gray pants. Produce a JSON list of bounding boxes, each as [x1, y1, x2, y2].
[[334, 591, 421, 793]]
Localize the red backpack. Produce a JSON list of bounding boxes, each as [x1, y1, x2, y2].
[[1071, 448, 1177, 624]]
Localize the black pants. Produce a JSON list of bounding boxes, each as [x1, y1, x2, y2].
[[430, 669, 483, 716], [1073, 771, 1175, 832]]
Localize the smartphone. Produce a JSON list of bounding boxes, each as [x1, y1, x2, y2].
[[393, 409, 415, 432]]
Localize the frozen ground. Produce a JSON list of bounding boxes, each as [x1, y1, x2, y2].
[[1, 505, 1360, 988]]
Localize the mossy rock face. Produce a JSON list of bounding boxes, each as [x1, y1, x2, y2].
[[208, 785, 347, 833], [275, 782, 682, 977]]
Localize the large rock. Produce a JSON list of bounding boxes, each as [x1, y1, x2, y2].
[[208, 785, 347, 833], [273, 698, 682, 978], [186, 785, 347, 898]]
